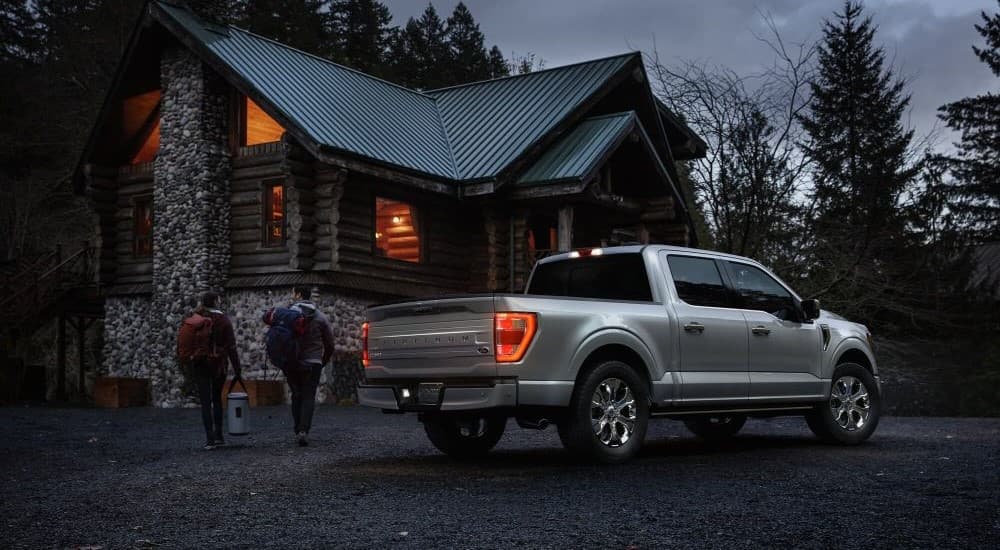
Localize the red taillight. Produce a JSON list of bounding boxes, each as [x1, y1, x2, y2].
[[494, 312, 537, 363], [361, 322, 370, 367]]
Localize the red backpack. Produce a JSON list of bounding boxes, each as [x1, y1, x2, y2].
[[177, 312, 216, 363]]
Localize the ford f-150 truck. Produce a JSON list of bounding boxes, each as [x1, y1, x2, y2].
[[358, 245, 881, 463]]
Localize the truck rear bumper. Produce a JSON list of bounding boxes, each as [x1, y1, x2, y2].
[[358, 382, 517, 411]]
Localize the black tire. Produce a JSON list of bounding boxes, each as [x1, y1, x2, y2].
[[806, 363, 881, 445], [684, 414, 747, 441], [558, 360, 650, 464], [423, 414, 506, 459]]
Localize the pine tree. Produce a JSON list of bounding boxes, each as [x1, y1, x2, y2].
[[446, 2, 489, 83], [238, 0, 329, 55], [392, 3, 452, 89], [185, 0, 246, 25], [798, 1, 921, 324], [0, 0, 38, 63], [937, 2, 1000, 241], [326, 0, 395, 76], [487, 45, 508, 78]]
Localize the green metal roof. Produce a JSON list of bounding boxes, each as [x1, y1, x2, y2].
[[154, 2, 641, 185], [426, 54, 633, 180], [518, 112, 636, 185]]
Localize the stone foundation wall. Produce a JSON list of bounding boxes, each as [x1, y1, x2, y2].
[[102, 296, 153, 379]]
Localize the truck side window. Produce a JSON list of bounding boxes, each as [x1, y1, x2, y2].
[[666, 256, 731, 308], [727, 262, 796, 318]]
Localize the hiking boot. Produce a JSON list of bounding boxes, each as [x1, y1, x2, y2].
[[296, 431, 309, 447]]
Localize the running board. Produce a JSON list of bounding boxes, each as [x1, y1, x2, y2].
[[650, 405, 813, 417]]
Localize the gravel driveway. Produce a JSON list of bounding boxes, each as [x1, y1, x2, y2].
[[1, 405, 997, 549]]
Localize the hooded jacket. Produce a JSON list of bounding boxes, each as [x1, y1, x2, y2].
[[290, 301, 335, 366]]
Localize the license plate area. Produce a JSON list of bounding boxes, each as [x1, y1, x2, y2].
[[417, 383, 444, 405]]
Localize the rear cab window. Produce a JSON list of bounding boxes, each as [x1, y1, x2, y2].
[[527, 253, 653, 302]]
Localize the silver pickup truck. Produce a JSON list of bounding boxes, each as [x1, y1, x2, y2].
[[358, 245, 881, 463]]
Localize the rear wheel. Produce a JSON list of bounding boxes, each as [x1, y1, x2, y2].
[[423, 414, 506, 459], [806, 363, 881, 445], [558, 360, 649, 463], [684, 414, 747, 441]]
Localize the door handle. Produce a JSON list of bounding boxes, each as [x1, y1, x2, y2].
[[684, 322, 705, 333], [751, 326, 771, 336]]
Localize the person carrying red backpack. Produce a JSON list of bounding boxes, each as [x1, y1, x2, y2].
[[177, 291, 242, 449]]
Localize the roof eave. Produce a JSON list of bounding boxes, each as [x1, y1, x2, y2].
[[315, 145, 457, 197]]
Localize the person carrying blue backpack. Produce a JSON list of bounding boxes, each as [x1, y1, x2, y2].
[[263, 286, 334, 446]]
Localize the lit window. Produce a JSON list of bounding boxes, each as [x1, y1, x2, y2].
[[122, 90, 161, 164], [263, 181, 285, 247], [133, 198, 153, 257], [243, 97, 285, 146], [374, 197, 421, 263], [131, 119, 160, 164]]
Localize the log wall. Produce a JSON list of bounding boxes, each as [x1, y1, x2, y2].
[[112, 163, 154, 284], [228, 143, 290, 275], [332, 173, 478, 297]]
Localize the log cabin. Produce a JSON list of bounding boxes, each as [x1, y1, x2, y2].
[[73, 1, 707, 406]]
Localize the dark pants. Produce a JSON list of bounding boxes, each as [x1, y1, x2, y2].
[[287, 364, 324, 434], [196, 369, 225, 439]]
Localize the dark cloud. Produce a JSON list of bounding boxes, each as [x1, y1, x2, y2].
[[384, 0, 997, 146]]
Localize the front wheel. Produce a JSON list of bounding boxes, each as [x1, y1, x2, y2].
[[806, 363, 881, 445], [558, 360, 650, 463], [422, 414, 506, 459], [684, 414, 747, 441]]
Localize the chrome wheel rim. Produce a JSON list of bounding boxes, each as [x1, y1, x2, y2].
[[829, 376, 871, 431], [590, 377, 637, 447]]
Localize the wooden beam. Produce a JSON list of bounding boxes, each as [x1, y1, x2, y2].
[[558, 206, 574, 252], [56, 314, 67, 401], [76, 318, 86, 401]]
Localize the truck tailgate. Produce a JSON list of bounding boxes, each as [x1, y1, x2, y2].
[[365, 295, 497, 379]]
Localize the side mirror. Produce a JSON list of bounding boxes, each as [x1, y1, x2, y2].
[[800, 298, 821, 321]]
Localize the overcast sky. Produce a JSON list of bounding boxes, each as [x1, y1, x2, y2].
[[385, 0, 997, 150]]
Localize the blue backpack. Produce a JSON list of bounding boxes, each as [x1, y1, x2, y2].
[[262, 307, 310, 373]]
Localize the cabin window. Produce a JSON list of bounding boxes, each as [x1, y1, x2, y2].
[[122, 90, 161, 164], [241, 96, 286, 146], [133, 197, 153, 257], [374, 197, 421, 263], [263, 181, 285, 247]]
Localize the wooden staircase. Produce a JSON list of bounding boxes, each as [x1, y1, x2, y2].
[[0, 243, 103, 401]]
